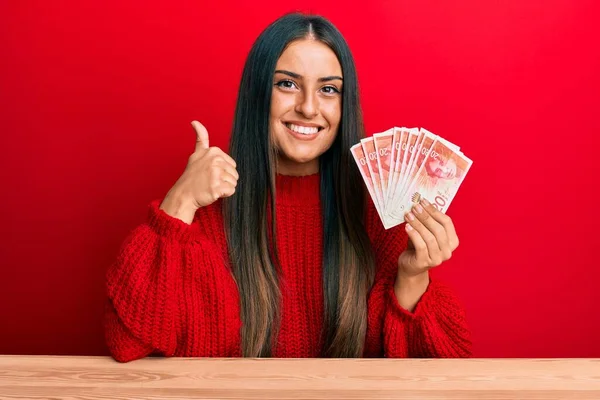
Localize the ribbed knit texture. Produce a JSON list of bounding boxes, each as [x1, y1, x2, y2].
[[104, 173, 472, 362]]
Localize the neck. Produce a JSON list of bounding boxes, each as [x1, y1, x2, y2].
[[276, 157, 319, 176]]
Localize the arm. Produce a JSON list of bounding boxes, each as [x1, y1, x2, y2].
[[104, 299, 154, 362], [104, 199, 203, 362], [364, 201, 472, 358], [385, 274, 472, 358], [105, 121, 238, 362]]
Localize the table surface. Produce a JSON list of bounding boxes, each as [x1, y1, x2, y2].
[[1, 356, 599, 399]]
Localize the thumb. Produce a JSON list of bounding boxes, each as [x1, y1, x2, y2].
[[191, 120, 209, 151]]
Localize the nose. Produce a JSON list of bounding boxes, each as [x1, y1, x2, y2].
[[295, 90, 319, 119]]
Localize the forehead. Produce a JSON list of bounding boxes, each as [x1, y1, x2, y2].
[[275, 39, 342, 78]]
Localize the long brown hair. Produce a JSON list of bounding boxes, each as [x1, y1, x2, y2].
[[223, 13, 375, 358]]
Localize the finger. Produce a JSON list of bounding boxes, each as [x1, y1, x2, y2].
[[206, 147, 237, 169], [420, 198, 459, 251], [218, 151, 237, 169], [412, 202, 450, 257], [405, 212, 442, 266], [218, 181, 236, 198], [404, 223, 428, 268], [220, 170, 238, 187], [192, 120, 209, 151], [222, 165, 239, 181]]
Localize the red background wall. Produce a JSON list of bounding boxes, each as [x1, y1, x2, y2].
[[1, 0, 599, 357]]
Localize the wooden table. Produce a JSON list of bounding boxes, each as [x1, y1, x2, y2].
[[1, 356, 599, 399]]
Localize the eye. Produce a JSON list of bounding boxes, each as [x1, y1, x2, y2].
[[275, 80, 298, 90], [321, 85, 341, 95]]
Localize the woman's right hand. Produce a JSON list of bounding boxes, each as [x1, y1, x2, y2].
[[159, 120, 239, 224]]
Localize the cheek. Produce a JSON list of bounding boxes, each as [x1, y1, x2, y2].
[[269, 93, 284, 121], [270, 91, 293, 125], [322, 102, 341, 148], [322, 101, 342, 128], [269, 94, 288, 145]]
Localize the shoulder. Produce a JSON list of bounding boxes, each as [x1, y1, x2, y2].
[[364, 200, 383, 240], [363, 200, 405, 244], [363, 199, 408, 271]]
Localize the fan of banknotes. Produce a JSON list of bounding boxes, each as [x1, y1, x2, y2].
[[351, 127, 473, 229]]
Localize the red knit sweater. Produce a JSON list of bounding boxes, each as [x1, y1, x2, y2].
[[104, 173, 472, 362]]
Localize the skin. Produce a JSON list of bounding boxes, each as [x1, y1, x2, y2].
[[269, 39, 342, 176], [398, 199, 460, 312], [160, 38, 461, 313]]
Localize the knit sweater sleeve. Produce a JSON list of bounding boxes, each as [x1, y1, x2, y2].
[[364, 202, 472, 358], [104, 199, 215, 362]]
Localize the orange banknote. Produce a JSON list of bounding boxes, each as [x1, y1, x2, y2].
[[390, 128, 421, 209], [360, 137, 385, 213], [351, 127, 472, 229], [350, 143, 384, 221], [388, 138, 473, 225], [386, 127, 407, 208], [373, 129, 394, 209], [394, 128, 437, 205]]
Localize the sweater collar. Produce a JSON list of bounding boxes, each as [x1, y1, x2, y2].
[[275, 173, 320, 207]]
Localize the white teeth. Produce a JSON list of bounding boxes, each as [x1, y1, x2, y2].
[[286, 123, 320, 135]]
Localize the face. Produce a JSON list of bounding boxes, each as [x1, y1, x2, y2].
[[426, 157, 458, 180], [269, 39, 343, 176]]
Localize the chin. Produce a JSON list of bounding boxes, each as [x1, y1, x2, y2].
[[278, 148, 322, 166], [287, 154, 319, 164]]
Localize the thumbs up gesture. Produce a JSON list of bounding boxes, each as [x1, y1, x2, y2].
[[159, 121, 239, 224]]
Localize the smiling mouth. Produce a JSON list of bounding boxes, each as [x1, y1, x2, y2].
[[284, 122, 325, 135]]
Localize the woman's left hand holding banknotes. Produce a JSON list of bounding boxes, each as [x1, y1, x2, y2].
[[395, 198, 460, 312]]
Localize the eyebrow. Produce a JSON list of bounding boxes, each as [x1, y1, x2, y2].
[[274, 69, 343, 82]]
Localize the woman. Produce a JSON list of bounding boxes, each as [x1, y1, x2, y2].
[[104, 12, 472, 362]]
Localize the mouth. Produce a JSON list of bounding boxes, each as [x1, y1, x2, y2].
[[283, 122, 325, 141]]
